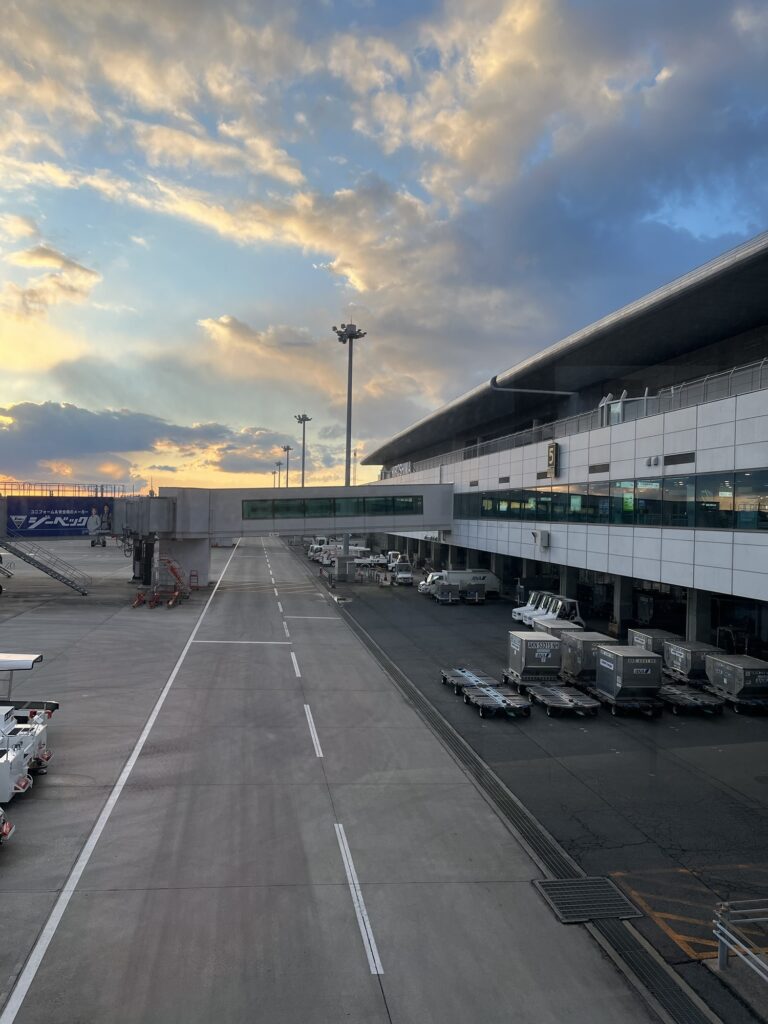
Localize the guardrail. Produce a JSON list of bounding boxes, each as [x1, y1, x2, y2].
[[382, 357, 768, 479], [714, 899, 768, 981]]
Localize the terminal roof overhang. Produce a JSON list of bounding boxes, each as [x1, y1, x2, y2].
[[364, 230, 768, 466]]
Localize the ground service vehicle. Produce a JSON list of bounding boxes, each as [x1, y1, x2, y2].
[[420, 569, 500, 598], [391, 563, 414, 585], [522, 593, 558, 627], [512, 590, 550, 623], [530, 596, 585, 630]]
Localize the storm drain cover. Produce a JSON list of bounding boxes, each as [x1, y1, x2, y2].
[[533, 877, 642, 924]]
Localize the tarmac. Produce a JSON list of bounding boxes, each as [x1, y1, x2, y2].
[[337, 568, 768, 1024], [0, 537, 657, 1023]]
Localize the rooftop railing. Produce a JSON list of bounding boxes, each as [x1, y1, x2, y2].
[[382, 358, 768, 478], [0, 481, 131, 497]]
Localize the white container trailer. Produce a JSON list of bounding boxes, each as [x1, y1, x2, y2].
[[422, 569, 500, 598], [506, 631, 561, 683]]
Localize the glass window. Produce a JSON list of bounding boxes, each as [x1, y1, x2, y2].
[[497, 491, 510, 518], [610, 480, 635, 525], [635, 479, 662, 526], [304, 497, 333, 517], [662, 476, 694, 527], [242, 499, 273, 520], [273, 498, 303, 518], [587, 481, 610, 523], [735, 470, 768, 530], [480, 493, 495, 518], [334, 497, 365, 517], [535, 486, 552, 521], [520, 490, 537, 520], [567, 483, 589, 522], [551, 485, 569, 522], [507, 490, 523, 520], [393, 495, 423, 515], [363, 495, 393, 516], [695, 473, 734, 529]]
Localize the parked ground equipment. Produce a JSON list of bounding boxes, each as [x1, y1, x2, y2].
[[0, 806, 14, 843], [511, 590, 551, 623], [704, 654, 768, 712], [391, 562, 414, 586], [521, 593, 558, 627], [440, 668, 530, 718], [627, 628, 683, 655], [591, 645, 663, 717], [658, 684, 725, 715], [434, 582, 461, 605], [539, 621, 584, 638], [529, 595, 585, 630], [663, 640, 723, 684], [560, 631, 621, 683], [525, 684, 600, 717], [504, 631, 561, 687], [463, 583, 486, 604], [0, 703, 54, 801]]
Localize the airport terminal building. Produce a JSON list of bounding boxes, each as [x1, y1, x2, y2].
[[365, 231, 768, 654]]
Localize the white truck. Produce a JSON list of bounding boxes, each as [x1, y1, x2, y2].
[[512, 589, 551, 622], [391, 562, 414, 585], [522, 592, 559, 627], [529, 595, 585, 629], [0, 702, 55, 802], [419, 569, 500, 599]]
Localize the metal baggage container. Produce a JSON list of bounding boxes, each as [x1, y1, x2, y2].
[[663, 640, 722, 680], [628, 628, 682, 654], [507, 631, 561, 680], [561, 632, 620, 680], [705, 654, 768, 697], [540, 621, 584, 638], [595, 646, 662, 699]]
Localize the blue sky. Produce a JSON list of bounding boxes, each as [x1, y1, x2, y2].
[[0, 0, 767, 488]]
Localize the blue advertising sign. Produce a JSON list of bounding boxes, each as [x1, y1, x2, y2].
[[6, 498, 113, 538]]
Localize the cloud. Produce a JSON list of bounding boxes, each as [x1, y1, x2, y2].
[[130, 234, 148, 247], [0, 213, 38, 240], [2, 244, 101, 316]]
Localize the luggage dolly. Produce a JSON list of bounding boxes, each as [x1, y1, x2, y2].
[[661, 668, 706, 688], [583, 686, 663, 718], [441, 667, 500, 696], [703, 686, 768, 714], [659, 684, 724, 715], [462, 684, 531, 719], [525, 684, 600, 717]]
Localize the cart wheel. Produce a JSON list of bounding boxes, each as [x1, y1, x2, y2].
[[611, 704, 618, 716], [732, 703, 740, 714], [671, 704, 679, 715], [441, 674, 447, 685], [463, 693, 469, 704], [546, 706, 553, 717], [478, 706, 484, 718], [454, 686, 460, 696]]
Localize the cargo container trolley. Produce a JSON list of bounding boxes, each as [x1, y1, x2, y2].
[[440, 668, 531, 719], [704, 655, 768, 713]]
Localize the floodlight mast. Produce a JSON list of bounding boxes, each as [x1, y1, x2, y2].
[[332, 322, 366, 557], [294, 414, 312, 487], [281, 445, 294, 487], [275, 461, 282, 488]]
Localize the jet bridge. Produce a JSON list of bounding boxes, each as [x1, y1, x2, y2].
[[113, 483, 453, 586]]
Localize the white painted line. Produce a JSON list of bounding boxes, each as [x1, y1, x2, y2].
[[304, 704, 323, 757], [334, 824, 383, 975], [277, 601, 283, 613], [283, 621, 290, 639], [284, 615, 341, 620], [0, 542, 242, 1024], [291, 651, 301, 677], [192, 640, 291, 645], [273, 587, 279, 597]]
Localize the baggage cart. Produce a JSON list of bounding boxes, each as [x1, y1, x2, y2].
[[560, 631, 620, 682], [461, 684, 532, 718], [539, 621, 584, 638], [704, 653, 768, 712], [463, 583, 486, 605], [435, 583, 460, 605], [628, 628, 683, 654], [441, 667, 499, 695], [504, 631, 561, 685], [662, 640, 722, 684], [584, 684, 664, 718], [592, 645, 663, 717], [525, 684, 600, 717], [658, 684, 725, 715]]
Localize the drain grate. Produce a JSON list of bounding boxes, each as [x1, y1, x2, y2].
[[533, 877, 642, 923]]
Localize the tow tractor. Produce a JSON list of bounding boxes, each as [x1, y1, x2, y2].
[[0, 653, 58, 813]]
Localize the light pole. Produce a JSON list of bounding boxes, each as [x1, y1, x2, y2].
[[332, 322, 366, 487], [275, 461, 282, 488], [281, 445, 293, 487], [294, 413, 312, 487], [272, 468, 276, 487]]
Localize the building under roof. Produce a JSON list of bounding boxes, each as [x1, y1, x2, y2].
[[364, 229, 768, 468]]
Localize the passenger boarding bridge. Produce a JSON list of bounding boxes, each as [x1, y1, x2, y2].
[[113, 484, 453, 585]]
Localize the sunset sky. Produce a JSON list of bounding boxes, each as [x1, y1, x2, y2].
[[1, 0, 767, 490]]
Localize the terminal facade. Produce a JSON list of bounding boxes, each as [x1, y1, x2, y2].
[[364, 231, 768, 654]]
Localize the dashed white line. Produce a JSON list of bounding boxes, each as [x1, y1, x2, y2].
[[0, 541, 242, 1024], [192, 639, 291, 645], [277, 601, 283, 614], [284, 616, 340, 620], [334, 824, 383, 975], [290, 651, 301, 677], [303, 704, 323, 757], [283, 621, 290, 639], [273, 587, 279, 597]]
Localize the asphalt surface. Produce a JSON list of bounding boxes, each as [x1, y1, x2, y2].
[[337, 571, 768, 1024], [0, 538, 658, 1024]]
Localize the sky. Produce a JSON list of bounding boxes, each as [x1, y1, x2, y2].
[[0, 0, 767, 491]]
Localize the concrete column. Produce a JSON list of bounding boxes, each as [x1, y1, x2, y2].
[[560, 565, 579, 598], [611, 575, 633, 637], [160, 538, 212, 587], [686, 589, 712, 643]]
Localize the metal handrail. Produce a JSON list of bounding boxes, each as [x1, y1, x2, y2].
[[715, 900, 768, 981], [382, 358, 768, 478], [0, 531, 91, 590]]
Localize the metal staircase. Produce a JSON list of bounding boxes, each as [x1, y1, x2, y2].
[[0, 534, 90, 595]]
